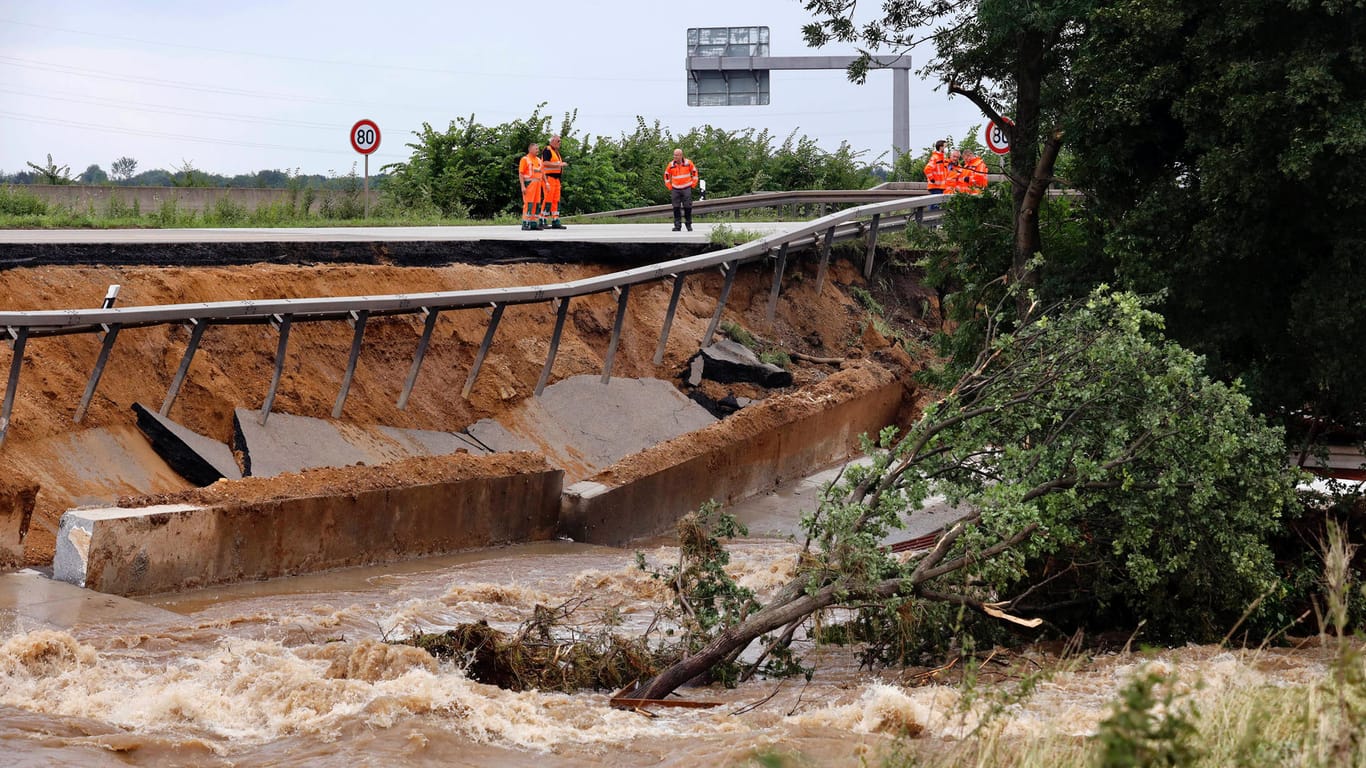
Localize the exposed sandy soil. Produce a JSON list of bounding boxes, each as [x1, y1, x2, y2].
[[0, 253, 905, 565]]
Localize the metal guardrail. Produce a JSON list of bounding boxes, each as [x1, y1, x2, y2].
[[0, 194, 947, 448], [578, 188, 932, 220]]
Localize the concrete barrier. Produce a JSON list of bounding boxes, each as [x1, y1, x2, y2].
[[54, 456, 563, 595], [559, 363, 907, 546]]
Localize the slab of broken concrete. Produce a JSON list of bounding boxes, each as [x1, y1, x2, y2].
[[688, 340, 793, 388], [133, 402, 242, 486]]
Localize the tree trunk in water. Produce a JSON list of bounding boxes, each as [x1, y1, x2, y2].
[[630, 580, 843, 701]]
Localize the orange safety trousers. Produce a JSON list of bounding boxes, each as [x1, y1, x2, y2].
[[543, 177, 561, 218], [522, 181, 543, 222]]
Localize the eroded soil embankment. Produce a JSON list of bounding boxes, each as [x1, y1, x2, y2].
[[1, 253, 915, 566]]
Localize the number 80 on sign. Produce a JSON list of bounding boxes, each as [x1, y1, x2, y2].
[[984, 119, 1011, 155], [350, 119, 381, 155]]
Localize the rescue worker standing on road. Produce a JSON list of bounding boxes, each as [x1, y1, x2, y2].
[[924, 140, 948, 196], [962, 150, 990, 194], [519, 142, 544, 231], [540, 135, 568, 229], [664, 148, 699, 231], [944, 149, 966, 195]]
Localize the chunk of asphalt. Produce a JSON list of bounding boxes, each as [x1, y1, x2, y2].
[[692, 339, 794, 388], [132, 402, 242, 486]]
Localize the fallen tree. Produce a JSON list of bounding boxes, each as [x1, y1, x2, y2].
[[628, 291, 1301, 701]]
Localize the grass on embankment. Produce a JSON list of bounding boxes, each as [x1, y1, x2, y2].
[[0, 185, 518, 229], [2, 185, 792, 230]]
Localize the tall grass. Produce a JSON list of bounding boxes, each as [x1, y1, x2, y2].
[[0, 172, 512, 229]]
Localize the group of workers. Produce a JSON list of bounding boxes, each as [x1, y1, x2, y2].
[[519, 140, 701, 231], [517, 138, 985, 229], [925, 140, 990, 196], [518, 136, 570, 230]]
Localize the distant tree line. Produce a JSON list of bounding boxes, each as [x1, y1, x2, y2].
[[1, 156, 381, 191]]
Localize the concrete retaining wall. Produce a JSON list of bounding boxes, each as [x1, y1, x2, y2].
[[55, 468, 563, 595], [559, 366, 906, 546]]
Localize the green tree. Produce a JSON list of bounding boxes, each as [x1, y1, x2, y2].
[[170, 159, 211, 188], [627, 291, 1300, 701], [1066, 0, 1366, 435], [803, 0, 1092, 315], [78, 164, 108, 184], [25, 153, 72, 184], [110, 156, 137, 182]]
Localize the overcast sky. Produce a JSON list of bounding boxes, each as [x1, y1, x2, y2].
[[0, 1, 985, 178]]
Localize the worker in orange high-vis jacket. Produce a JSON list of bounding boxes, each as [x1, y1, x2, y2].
[[539, 135, 568, 229], [962, 151, 990, 195], [943, 149, 968, 195], [924, 140, 949, 196], [664, 148, 699, 231], [518, 142, 544, 230]]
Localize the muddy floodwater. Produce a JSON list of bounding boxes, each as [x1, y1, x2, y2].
[[0, 476, 1339, 767]]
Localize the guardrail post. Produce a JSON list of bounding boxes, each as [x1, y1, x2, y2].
[[653, 274, 686, 366], [0, 327, 29, 449], [815, 226, 836, 294], [160, 319, 207, 417], [601, 285, 632, 384], [765, 243, 789, 324], [74, 323, 122, 423], [397, 308, 439, 411], [702, 262, 738, 346], [863, 213, 881, 279], [258, 314, 292, 426], [461, 303, 505, 399], [535, 297, 571, 396], [332, 310, 368, 418]]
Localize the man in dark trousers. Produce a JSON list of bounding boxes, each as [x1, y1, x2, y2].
[[539, 135, 568, 229], [664, 148, 699, 231]]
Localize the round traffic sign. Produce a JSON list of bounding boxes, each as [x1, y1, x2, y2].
[[350, 119, 381, 155], [984, 119, 1012, 155]]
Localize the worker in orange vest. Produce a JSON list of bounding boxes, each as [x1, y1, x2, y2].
[[518, 142, 544, 231], [962, 151, 990, 194], [663, 148, 699, 231], [924, 140, 949, 196], [943, 149, 968, 195], [539, 135, 568, 229]]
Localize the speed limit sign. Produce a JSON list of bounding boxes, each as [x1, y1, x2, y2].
[[350, 119, 381, 155], [984, 119, 1012, 155]]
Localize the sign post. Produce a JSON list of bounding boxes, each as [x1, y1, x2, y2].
[[984, 118, 1012, 155], [350, 119, 381, 218]]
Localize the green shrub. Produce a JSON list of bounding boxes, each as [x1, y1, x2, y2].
[[1093, 667, 1202, 767], [209, 195, 248, 224], [0, 186, 48, 215]]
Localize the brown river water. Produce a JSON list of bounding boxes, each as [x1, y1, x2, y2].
[[0, 473, 1338, 767]]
